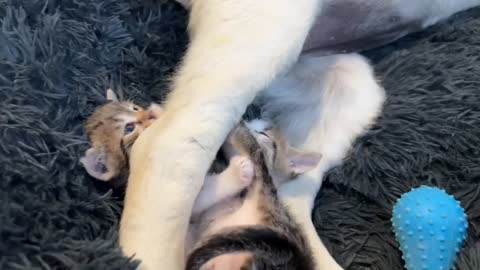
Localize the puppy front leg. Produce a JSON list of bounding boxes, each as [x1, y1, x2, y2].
[[119, 1, 321, 269]]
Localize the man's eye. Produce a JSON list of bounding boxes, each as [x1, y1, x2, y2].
[[124, 122, 136, 135]]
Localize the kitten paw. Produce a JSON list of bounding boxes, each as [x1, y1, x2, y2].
[[230, 156, 254, 186]]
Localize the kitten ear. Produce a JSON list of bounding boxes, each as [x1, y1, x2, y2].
[[106, 89, 118, 102], [80, 148, 114, 181], [287, 147, 322, 175]]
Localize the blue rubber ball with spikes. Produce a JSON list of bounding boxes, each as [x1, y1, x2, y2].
[[392, 185, 468, 270]]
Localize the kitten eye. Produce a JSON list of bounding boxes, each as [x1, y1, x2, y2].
[[258, 131, 270, 139], [132, 106, 141, 111], [124, 122, 136, 135], [256, 131, 272, 144]]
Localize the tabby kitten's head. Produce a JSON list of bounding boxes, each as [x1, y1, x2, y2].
[[80, 90, 162, 181], [231, 119, 322, 185]]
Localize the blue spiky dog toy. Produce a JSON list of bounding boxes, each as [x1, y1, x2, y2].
[[392, 186, 468, 270]]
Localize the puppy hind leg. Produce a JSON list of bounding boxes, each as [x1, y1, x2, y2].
[[260, 53, 385, 269], [260, 53, 385, 164], [302, 54, 385, 165]]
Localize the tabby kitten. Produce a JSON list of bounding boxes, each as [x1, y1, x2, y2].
[[81, 90, 161, 182], [187, 121, 319, 270], [81, 90, 254, 214]]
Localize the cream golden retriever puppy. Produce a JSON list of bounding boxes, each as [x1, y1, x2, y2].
[[119, 1, 479, 269]]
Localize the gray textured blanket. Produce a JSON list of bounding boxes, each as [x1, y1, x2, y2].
[[1, 1, 479, 269]]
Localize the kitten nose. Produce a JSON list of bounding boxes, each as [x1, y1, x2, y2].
[[136, 111, 149, 122], [136, 111, 156, 127]]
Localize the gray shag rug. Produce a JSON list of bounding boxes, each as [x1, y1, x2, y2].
[[1, 1, 479, 269]]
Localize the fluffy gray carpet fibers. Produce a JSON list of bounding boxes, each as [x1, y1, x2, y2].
[[1, 1, 479, 269]]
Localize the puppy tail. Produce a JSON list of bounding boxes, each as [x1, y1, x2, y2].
[[185, 226, 314, 270]]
